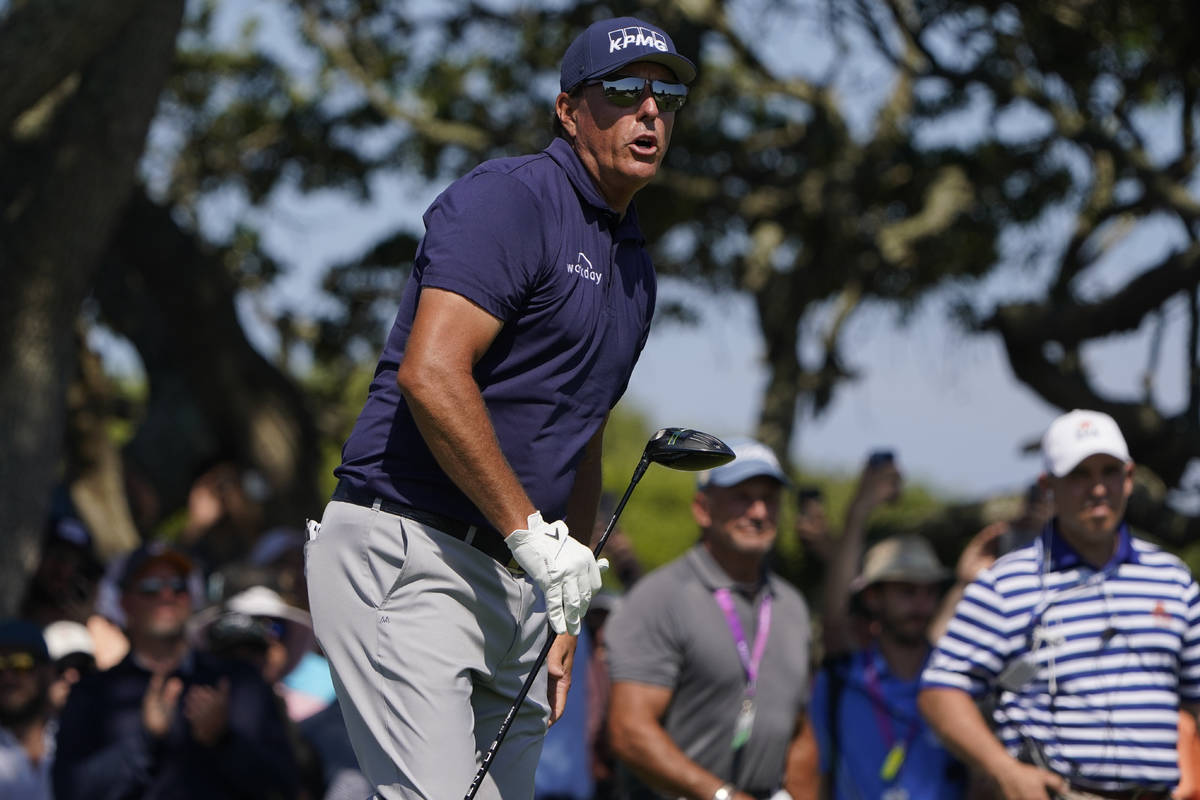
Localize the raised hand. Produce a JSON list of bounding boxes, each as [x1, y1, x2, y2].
[[142, 671, 184, 739]]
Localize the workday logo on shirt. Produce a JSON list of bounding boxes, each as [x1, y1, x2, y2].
[[608, 26, 669, 54], [566, 252, 603, 285]]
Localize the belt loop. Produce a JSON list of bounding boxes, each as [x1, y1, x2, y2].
[[463, 525, 477, 546], [372, 497, 382, 511]]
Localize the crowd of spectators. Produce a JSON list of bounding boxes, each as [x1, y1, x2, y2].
[[5, 410, 1200, 800], [0, 461, 365, 800]]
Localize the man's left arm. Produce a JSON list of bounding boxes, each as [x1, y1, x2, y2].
[[548, 420, 607, 723], [782, 711, 819, 800]]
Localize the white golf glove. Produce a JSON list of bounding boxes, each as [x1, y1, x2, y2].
[[506, 512, 605, 635]]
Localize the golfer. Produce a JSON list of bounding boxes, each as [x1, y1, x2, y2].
[[304, 16, 696, 800]]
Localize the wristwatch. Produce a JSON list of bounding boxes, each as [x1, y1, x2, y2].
[[712, 784, 735, 800]]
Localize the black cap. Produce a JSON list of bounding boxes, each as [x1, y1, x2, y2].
[[0, 619, 50, 661]]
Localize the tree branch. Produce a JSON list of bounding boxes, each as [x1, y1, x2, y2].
[[0, 0, 144, 133], [987, 242, 1200, 346]]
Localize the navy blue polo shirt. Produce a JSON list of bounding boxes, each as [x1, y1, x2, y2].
[[336, 137, 657, 527]]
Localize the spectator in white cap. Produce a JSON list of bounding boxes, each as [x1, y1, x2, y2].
[[919, 409, 1200, 800], [42, 620, 96, 713], [606, 437, 816, 800]]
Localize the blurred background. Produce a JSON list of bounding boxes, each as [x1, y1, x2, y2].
[[5, 0, 1200, 612]]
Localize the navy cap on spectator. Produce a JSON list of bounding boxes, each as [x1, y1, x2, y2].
[[0, 619, 50, 662], [47, 516, 93, 552], [44, 516, 103, 574], [697, 437, 790, 489], [560, 16, 697, 93], [118, 541, 195, 590]]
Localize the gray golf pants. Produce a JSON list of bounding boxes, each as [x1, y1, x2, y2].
[[306, 499, 550, 799]]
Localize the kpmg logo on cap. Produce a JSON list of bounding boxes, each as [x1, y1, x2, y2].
[[608, 26, 669, 54]]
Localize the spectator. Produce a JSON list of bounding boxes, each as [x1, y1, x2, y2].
[[606, 437, 816, 800], [42, 620, 96, 713], [298, 702, 373, 800], [248, 526, 309, 610], [585, 591, 622, 800], [195, 585, 325, 722], [0, 620, 57, 800], [819, 455, 901, 656], [991, 481, 1054, 558], [793, 487, 833, 564], [181, 459, 268, 575], [53, 542, 299, 799], [535, 622, 596, 800], [811, 535, 964, 800], [919, 409, 1200, 799], [21, 516, 104, 628], [197, 585, 330, 799]]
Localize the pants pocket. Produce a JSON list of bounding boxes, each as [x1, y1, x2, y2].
[[363, 512, 413, 609]]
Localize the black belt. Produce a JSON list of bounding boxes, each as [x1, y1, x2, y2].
[[332, 482, 513, 566]]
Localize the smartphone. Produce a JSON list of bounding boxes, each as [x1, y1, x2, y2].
[[867, 449, 895, 467]]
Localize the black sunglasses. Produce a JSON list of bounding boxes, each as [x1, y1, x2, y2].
[[586, 76, 688, 113], [134, 576, 189, 596]]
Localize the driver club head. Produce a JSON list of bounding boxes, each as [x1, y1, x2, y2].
[[643, 428, 736, 471]]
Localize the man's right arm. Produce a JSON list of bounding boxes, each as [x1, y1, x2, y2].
[[396, 286, 536, 535], [397, 286, 601, 634], [916, 687, 1065, 800], [608, 680, 756, 800]]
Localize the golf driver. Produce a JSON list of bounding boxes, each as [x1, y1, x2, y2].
[[464, 427, 736, 800]]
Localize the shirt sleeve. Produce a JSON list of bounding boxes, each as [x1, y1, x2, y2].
[[920, 573, 1014, 697], [604, 574, 685, 689], [1179, 578, 1200, 702], [417, 170, 550, 322]]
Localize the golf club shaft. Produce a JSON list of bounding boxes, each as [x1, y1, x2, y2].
[[464, 454, 651, 800]]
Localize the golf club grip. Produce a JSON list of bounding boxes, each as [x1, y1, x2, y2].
[[464, 455, 651, 800]]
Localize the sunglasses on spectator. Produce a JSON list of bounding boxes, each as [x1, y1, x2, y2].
[[0, 652, 37, 672], [585, 76, 688, 112], [134, 576, 189, 596]]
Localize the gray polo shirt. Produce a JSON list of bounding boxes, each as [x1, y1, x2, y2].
[[606, 544, 812, 796]]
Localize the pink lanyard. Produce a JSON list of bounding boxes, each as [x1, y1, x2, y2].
[[713, 588, 773, 696]]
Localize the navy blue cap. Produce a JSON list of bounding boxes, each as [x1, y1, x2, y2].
[[560, 16, 697, 93], [46, 516, 94, 552], [118, 541, 195, 589], [697, 437, 790, 489], [0, 619, 50, 661]]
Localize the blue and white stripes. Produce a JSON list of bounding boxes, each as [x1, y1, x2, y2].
[[921, 525, 1200, 789]]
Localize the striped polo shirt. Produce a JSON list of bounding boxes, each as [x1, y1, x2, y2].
[[921, 522, 1200, 790]]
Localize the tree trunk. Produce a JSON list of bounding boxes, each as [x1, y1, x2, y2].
[[94, 191, 325, 535], [0, 0, 185, 615]]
